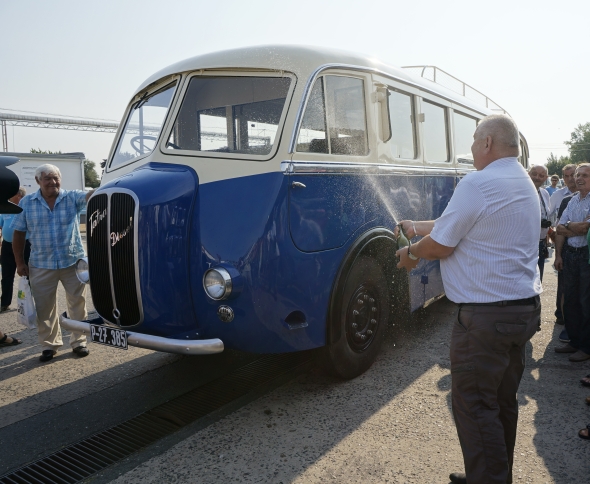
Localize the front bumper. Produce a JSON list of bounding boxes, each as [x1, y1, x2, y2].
[[60, 313, 224, 355]]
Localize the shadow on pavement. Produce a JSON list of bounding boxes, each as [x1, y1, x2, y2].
[[528, 322, 590, 483]]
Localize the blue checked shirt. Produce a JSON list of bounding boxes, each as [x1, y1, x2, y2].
[[12, 189, 87, 269]]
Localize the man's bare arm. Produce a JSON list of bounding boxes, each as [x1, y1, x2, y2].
[[556, 222, 590, 237], [13, 230, 28, 277], [554, 234, 566, 271], [399, 220, 435, 239], [396, 235, 455, 272]]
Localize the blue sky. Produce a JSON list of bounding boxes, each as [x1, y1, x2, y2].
[[1, 0, 588, 168]]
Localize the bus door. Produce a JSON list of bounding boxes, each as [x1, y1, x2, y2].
[[288, 72, 379, 253], [373, 74, 425, 311], [451, 106, 479, 184], [418, 93, 454, 304]]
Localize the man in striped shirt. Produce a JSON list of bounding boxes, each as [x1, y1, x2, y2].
[[554, 163, 590, 362], [549, 164, 578, 325], [397, 114, 541, 484], [528, 165, 551, 281]]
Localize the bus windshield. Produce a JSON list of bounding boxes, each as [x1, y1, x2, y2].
[[166, 76, 292, 156], [111, 82, 177, 168]]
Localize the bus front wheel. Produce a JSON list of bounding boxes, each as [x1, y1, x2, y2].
[[324, 255, 390, 379]]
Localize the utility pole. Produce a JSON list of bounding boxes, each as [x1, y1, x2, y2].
[[1, 120, 7, 152]]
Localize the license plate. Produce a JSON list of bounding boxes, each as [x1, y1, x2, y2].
[[90, 324, 128, 350]]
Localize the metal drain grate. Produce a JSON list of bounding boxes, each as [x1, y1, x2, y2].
[[0, 351, 315, 484]]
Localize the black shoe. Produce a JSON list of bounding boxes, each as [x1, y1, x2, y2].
[[1, 306, 10, 312], [449, 472, 467, 484], [39, 350, 57, 362], [555, 317, 564, 325], [72, 346, 89, 357]]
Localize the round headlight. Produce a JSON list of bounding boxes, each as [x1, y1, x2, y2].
[[76, 257, 89, 284], [203, 267, 232, 300]]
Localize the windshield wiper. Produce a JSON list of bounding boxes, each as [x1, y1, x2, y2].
[[135, 92, 150, 110]]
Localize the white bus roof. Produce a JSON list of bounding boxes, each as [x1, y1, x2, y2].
[[134, 45, 500, 117]]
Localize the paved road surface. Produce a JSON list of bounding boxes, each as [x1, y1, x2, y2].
[[1, 253, 589, 483]]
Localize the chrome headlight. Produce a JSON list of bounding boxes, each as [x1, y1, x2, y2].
[[203, 267, 232, 300], [75, 257, 89, 284]]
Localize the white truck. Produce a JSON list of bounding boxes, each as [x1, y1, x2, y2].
[[3, 151, 86, 192]]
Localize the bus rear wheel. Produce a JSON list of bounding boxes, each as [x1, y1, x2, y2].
[[324, 255, 390, 379]]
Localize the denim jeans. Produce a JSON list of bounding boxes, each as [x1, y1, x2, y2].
[[562, 246, 590, 354]]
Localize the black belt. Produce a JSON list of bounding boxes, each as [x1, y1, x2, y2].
[[460, 296, 538, 307], [564, 245, 589, 253]]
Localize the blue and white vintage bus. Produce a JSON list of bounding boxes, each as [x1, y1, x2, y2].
[[62, 46, 529, 378]]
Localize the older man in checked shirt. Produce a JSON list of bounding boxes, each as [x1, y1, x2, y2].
[[397, 114, 541, 484], [554, 163, 590, 362], [12, 164, 94, 362]]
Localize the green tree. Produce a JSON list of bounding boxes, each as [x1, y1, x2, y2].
[[546, 153, 571, 177], [565, 122, 590, 164], [30, 148, 62, 154], [84, 159, 100, 188]]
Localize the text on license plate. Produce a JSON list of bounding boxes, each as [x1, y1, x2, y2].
[[90, 324, 128, 350]]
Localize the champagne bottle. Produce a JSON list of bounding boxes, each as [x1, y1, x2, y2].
[[397, 224, 410, 249]]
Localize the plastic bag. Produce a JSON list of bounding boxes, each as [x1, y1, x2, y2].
[[17, 276, 36, 330]]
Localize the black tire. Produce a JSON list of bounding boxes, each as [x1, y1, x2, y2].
[[323, 255, 390, 379]]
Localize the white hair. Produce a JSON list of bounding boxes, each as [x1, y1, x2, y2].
[[477, 114, 520, 149], [35, 164, 61, 181], [529, 165, 547, 175]]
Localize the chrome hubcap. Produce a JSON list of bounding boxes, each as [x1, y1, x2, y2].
[[345, 284, 379, 352]]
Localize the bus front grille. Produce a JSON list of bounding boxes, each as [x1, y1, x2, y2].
[[87, 191, 142, 327]]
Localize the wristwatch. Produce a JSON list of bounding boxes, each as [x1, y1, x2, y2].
[[407, 246, 419, 260], [565, 221, 571, 229]]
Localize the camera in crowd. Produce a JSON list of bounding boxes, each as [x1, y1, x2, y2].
[[541, 219, 552, 229]]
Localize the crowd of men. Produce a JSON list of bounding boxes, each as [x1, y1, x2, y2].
[[530, 162, 590, 445], [530, 163, 590, 365]]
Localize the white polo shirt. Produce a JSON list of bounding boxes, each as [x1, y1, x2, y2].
[[538, 187, 551, 239], [430, 157, 542, 304]]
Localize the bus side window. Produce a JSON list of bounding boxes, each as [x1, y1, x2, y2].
[[325, 76, 368, 156], [453, 111, 478, 164], [519, 140, 528, 168], [422, 100, 449, 162], [388, 89, 416, 159], [296, 78, 328, 153]]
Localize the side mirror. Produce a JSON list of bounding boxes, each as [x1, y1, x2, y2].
[[0, 156, 22, 214]]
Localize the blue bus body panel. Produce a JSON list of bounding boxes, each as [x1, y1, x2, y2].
[[422, 173, 455, 303], [99, 163, 199, 337], [196, 171, 343, 352], [98, 162, 452, 353], [289, 175, 378, 252]]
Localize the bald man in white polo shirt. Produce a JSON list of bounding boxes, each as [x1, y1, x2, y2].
[[397, 114, 541, 484]]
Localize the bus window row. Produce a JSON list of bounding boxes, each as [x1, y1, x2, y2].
[[295, 73, 480, 165]]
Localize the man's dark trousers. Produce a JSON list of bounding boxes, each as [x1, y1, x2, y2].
[[1, 239, 31, 308], [562, 245, 590, 354], [451, 299, 540, 484], [555, 270, 563, 320], [538, 239, 547, 281]]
